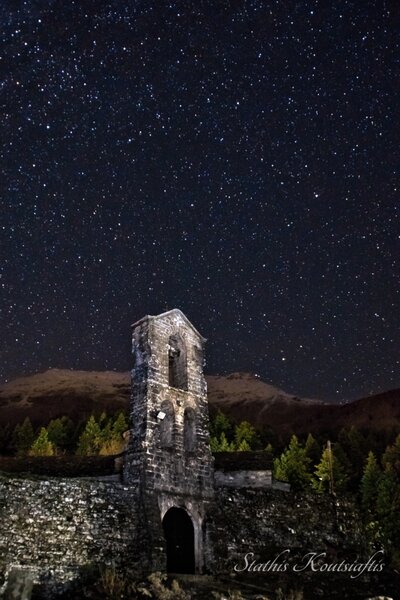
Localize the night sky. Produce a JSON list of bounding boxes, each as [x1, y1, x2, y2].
[[1, 1, 399, 401]]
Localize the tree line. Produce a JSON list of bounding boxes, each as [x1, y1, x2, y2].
[[1, 408, 399, 565], [0, 412, 128, 457], [210, 409, 400, 568]]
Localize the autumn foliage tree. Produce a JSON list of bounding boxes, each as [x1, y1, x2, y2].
[[99, 412, 128, 455], [29, 427, 55, 456], [313, 443, 348, 494], [76, 415, 102, 456], [76, 412, 129, 456]]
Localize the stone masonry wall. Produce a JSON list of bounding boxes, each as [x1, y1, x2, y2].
[[125, 310, 214, 498], [214, 469, 273, 488], [208, 487, 367, 576], [123, 310, 214, 573], [0, 474, 142, 597], [0, 474, 369, 597]]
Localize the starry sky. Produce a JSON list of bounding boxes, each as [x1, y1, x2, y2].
[[1, 1, 399, 401]]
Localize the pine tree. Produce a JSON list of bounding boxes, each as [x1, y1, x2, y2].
[[313, 443, 348, 494], [210, 410, 233, 440], [99, 438, 126, 456], [210, 435, 220, 452], [29, 428, 55, 456], [375, 469, 400, 547], [210, 432, 235, 452], [304, 433, 321, 466], [99, 416, 112, 447], [236, 439, 251, 451], [338, 426, 366, 480], [111, 412, 128, 440], [333, 442, 352, 476], [98, 411, 108, 426], [234, 421, 259, 450], [264, 442, 274, 458], [47, 417, 74, 451], [99, 412, 129, 455], [382, 434, 400, 476], [12, 417, 35, 456], [376, 470, 398, 517], [273, 435, 312, 491], [219, 432, 235, 452], [360, 451, 382, 512], [76, 415, 102, 456]]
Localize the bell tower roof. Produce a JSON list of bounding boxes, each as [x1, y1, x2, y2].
[[131, 308, 206, 342]]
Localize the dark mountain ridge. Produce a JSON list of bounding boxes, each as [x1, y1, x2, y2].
[[0, 369, 399, 437]]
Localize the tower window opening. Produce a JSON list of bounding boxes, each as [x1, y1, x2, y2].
[[159, 401, 175, 448], [168, 334, 188, 390], [184, 407, 196, 453]]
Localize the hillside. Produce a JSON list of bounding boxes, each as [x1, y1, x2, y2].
[[0, 369, 130, 426], [0, 369, 399, 437], [206, 372, 324, 435]]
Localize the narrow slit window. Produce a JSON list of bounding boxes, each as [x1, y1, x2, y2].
[[168, 334, 188, 390], [184, 407, 196, 453], [160, 401, 175, 448]]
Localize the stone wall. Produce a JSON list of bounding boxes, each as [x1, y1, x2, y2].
[[214, 469, 273, 488], [0, 473, 369, 597], [209, 487, 366, 575], [0, 474, 142, 597]]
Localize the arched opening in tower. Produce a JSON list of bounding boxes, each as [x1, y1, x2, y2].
[[159, 400, 175, 448], [162, 507, 195, 574], [168, 334, 188, 390], [184, 407, 196, 453]]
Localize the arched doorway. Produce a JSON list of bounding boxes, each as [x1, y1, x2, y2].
[[162, 507, 195, 574]]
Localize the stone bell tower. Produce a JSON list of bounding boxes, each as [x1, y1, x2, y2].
[[124, 309, 214, 574]]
